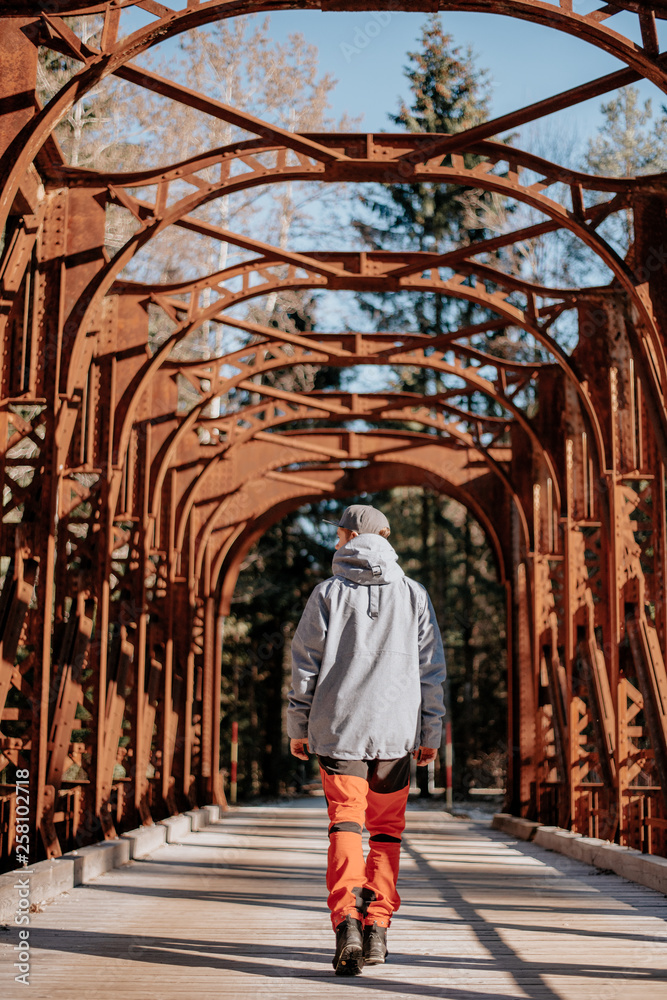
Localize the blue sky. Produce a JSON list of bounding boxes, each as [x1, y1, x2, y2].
[[120, 5, 667, 157], [262, 8, 667, 141]]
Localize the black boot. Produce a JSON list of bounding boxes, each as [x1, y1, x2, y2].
[[332, 915, 365, 976], [363, 922, 388, 965]]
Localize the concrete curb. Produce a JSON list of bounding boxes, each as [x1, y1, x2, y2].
[[68, 839, 131, 884], [187, 807, 220, 832], [203, 804, 220, 825], [121, 822, 167, 860], [161, 814, 192, 844], [491, 812, 540, 841], [493, 813, 667, 896], [0, 805, 221, 924], [0, 857, 77, 923]]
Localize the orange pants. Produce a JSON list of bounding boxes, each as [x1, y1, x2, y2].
[[318, 755, 411, 930]]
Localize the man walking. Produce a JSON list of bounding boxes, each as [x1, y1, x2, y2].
[[287, 503, 446, 976]]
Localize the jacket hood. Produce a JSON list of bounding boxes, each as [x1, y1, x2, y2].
[[332, 533, 404, 586]]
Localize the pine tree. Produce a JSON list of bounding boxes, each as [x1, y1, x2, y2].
[[353, 13, 510, 374], [384, 16, 491, 253], [586, 86, 667, 178], [584, 86, 667, 256]]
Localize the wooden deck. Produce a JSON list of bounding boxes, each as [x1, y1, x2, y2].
[[2, 801, 667, 999]]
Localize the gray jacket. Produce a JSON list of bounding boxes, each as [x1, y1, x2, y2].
[[287, 533, 446, 760]]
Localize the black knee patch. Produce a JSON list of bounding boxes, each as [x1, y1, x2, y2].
[[369, 833, 402, 844], [329, 821, 363, 836]]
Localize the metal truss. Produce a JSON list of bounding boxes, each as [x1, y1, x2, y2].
[[2, 1, 667, 866]]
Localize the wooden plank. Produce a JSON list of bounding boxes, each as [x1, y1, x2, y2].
[[1, 805, 667, 999]]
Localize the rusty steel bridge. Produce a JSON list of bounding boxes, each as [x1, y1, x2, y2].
[[1, 1, 667, 885]]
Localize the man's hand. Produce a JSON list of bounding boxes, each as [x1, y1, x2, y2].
[[290, 738, 310, 760], [413, 746, 437, 766]]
